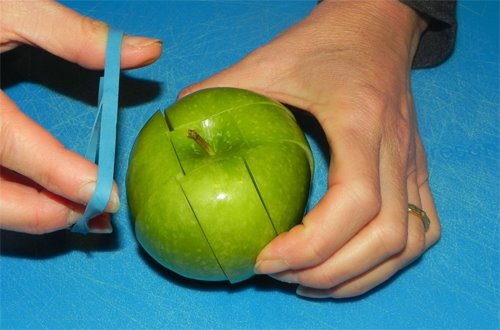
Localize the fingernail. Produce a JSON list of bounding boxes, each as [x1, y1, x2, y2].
[[79, 181, 96, 203], [79, 182, 120, 213], [269, 271, 298, 284], [295, 285, 308, 297], [67, 210, 82, 226], [177, 86, 194, 100], [88, 215, 113, 234], [107, 190, 120, 213], [254, 259, 289, 274], [296, 286, 330, 299], [123, 36, 162, 49]]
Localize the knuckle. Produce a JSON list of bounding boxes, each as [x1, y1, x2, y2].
[[321, 87, 388, 137], [393, 115, 412, 149], [357, 87, 389, 115], [30, 204, 47, 235], [434, 221, 442, 239], [407, 229, 426, 258], [351, 86, 391, 127], [304, 270, 337, 289], [331, 281, 369, 299], [33, 160, 61, 195], [79, 16, 108, 40], [303, 232, 331, 266], [294, 222, 337, 269], [274, 224, 330, 269], [373, 222, 407, 256], [416, 167, 430, 188], [295, 264, 339, 290], [75, 16, 108, 66], [30, 199, 51, 235], [354, 87, 413, 156], [427, 219, 442, 246], [0, 111, 15, 166], [30, 194, 67, 235], [348, 181, 382, 218]]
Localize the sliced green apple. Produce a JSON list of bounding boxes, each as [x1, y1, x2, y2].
[[127, 87, 314, 283]]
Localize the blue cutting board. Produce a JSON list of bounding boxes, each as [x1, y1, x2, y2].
[[1, 1, 498, 328]]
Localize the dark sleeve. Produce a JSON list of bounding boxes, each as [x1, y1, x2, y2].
[[400, 0, 457, 68]]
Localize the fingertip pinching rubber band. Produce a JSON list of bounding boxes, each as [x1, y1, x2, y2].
[[71, 29, 123, 234]]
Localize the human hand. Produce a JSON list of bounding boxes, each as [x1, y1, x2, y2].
[[0, 0, 162, 234], [179, 0, 441, 298]]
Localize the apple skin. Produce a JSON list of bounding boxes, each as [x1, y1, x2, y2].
[[127, 87, 313, 283]]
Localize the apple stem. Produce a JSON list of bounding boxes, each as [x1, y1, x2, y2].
[[187, 129, 215, 156]]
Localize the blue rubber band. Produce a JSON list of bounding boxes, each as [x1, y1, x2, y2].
[[71, 29, 123, 234]]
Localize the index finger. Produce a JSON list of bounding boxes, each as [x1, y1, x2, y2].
[[1, 0, 162, 69], [0, 91, 119, 212]]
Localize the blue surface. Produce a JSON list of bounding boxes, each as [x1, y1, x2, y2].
[[1, 1, 498, 329]]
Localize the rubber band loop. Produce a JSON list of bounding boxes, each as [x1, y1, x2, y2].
[[71, 29, 123, 234]]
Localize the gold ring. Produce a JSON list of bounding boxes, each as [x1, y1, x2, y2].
[[408, 203, 430, 232]]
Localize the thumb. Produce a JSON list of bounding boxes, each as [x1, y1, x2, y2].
[[2, 0, 162, 70], [178, 65, 257, 99], [177, 48, 277, 100], [176, 46, 311, 111]]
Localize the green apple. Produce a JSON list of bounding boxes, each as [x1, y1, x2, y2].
[[127, 87, 313, 283]]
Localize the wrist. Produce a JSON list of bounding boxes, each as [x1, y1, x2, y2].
[[368, 0, 428, 60], [311, 0, 428, 67]]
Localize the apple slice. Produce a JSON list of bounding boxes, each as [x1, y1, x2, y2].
[[128, 111, 225, 281], [179, 156, 277, 283], [126, 111, 182, 217], [135, 177, 226, 281], [243, 142, 311, 234]]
